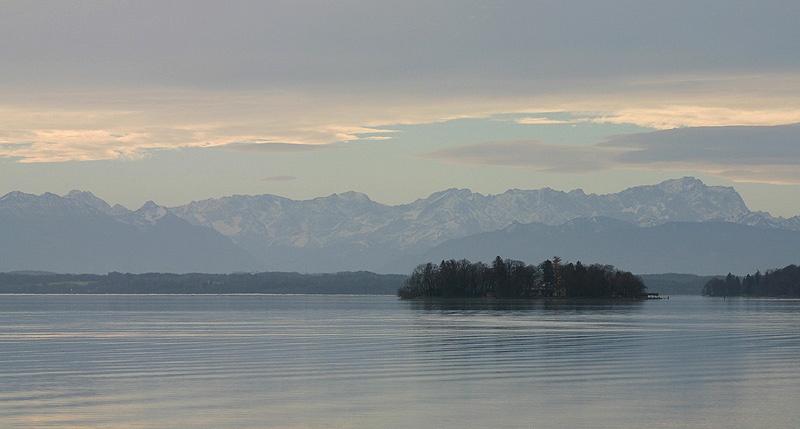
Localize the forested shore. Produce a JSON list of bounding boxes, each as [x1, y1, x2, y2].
[[702, 264, 800, 297], [397, 256, 647, 299], [0, 271, 406, 295]]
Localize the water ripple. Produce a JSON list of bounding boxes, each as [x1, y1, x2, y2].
[[1, 295, 800, 427]]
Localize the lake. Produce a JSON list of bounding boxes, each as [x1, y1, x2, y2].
[[1, 294, 799, 427]]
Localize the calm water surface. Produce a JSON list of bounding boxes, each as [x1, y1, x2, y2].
[[1, 294, 799, 428]]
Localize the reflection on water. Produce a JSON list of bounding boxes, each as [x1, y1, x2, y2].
[[406, 297, 647, 313], [1, 295, 799, 427]]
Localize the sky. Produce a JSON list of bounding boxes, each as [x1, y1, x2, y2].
[[2, 1, 800, 216]]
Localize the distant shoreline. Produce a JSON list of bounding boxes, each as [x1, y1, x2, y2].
[[0, 271, 714, 295], [0, 271, 406, 295]]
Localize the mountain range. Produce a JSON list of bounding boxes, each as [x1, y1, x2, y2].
[[393, 217, 800, 276], [1, 177, 798, 275], [0, 191, 257, 273]]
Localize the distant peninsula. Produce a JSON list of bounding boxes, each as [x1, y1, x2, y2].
[[0, 271, 406, 295], [702, 264, 800, 297], [397, 256, 647, 299]]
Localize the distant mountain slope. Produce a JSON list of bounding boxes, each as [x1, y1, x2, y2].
[[0, 191, 257, 273], [638, 274, 717, 296], [64, 190, 131, 216], [390, 218, 800, 276], [3, 177, 799, 274], [169, 177, 799, 272]]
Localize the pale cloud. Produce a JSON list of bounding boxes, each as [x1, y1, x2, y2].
[[325, 126, 400, 142], [215, 142, 347, 153], [260, 176, 297, 182], [600, 123, 800, 184], [0, 91, 400, 162], [0, 130, 158, 163], [419, 124, 800, 184], [600, 124, 800, 164], [2, 2, 800, 163], [708, 168, 800, 186], [516, 117, 580, 125], [593, 106, 800, 130], [3, 82, 800, 163]]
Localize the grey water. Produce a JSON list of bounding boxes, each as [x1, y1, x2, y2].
[[1, 295, 799, 428]]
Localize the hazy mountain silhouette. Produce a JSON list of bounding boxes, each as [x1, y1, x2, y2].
[[2, 178, 798, 274], [0, 191, 258, 273], [388, 218, 800, 276], [169, 177, 799, 272]]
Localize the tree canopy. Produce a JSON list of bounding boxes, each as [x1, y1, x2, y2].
[[397, 257, 647, 299], [702, 264, 800, 297]]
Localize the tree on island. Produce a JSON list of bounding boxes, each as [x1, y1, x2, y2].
[[702, 264, 800, 297], [397, 256, 647, 299]]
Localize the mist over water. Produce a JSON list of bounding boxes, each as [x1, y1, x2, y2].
[[1, 295, 799, 427]]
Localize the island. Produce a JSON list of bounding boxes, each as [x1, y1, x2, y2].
[[397, 256, 647, 299], [702, 264, 800, 297]]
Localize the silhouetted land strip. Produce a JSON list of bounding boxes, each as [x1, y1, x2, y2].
[[638, 273, 714, 295], [397, 256, 647, 299], [0, 271, 406, 295], [702, 264, 800, 297]]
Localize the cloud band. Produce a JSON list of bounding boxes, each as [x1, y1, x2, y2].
[[418, 123, 800, 184]]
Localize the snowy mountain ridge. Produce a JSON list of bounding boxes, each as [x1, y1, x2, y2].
[[2, 177, 798, 273], [0, 191, 258, 273], [168, 177, 796, 254]]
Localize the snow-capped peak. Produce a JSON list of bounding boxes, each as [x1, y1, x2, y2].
[[136, 201, 169, 224], [657, 177, 704, 193], [64, 190, 114, 214]]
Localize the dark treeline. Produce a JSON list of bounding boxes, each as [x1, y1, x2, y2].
[[397, 256, 647, 299], [702, 264, 800, 297], [0, 271, 406, 295]]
